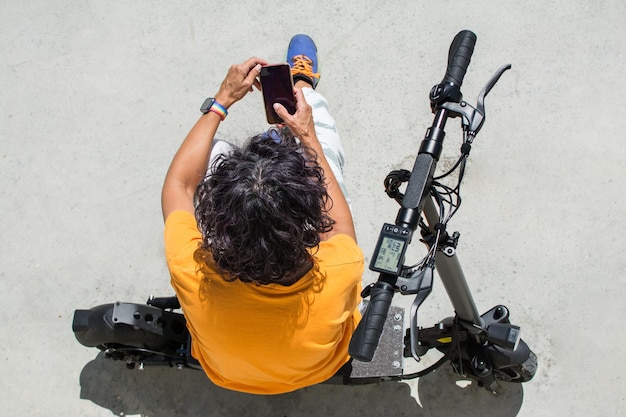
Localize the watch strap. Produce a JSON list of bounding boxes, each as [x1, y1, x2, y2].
[[200, 98, 228, 120]]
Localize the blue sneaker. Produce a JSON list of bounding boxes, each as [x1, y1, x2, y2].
[[286, 34, 320, 89]]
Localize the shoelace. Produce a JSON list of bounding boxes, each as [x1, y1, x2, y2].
[[290, 55, 320, 79]]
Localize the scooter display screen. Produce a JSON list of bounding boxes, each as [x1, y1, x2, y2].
[[370, 224, 413, 275]]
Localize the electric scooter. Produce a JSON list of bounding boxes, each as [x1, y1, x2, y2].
[[72, 30, 537, 393]]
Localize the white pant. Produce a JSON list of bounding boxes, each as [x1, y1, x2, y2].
[[301, 88, 349, 205]]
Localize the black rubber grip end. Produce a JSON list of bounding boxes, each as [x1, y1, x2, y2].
[[349, 282, 395, 362], [442, 30, 477, 87]]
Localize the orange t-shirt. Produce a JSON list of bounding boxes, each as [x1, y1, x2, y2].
[[164, 211, 364, 394]]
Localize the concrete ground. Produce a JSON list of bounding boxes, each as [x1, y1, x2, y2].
[[2, 1, 625, 416]]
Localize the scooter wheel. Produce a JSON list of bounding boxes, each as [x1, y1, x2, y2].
[[494, 350, 537, 383]]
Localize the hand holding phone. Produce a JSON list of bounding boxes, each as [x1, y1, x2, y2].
[[272, 88, 315, 142], [212, 58, 267, 109], [260, 64, 296, 124]]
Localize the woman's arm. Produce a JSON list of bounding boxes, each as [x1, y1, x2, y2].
[[274, 88, 357, 242], [161, 57, 267, 221]]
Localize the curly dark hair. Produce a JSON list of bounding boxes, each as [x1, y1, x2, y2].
[[194, 129, 335, 285]]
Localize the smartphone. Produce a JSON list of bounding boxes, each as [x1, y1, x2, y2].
[[260, 64, 296, 124]]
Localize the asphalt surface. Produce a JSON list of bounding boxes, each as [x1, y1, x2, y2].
[[2, 1, 625, 416]]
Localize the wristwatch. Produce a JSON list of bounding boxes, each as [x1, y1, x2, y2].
[[200, 97, 215, 113], [200, 97, 228, 120]]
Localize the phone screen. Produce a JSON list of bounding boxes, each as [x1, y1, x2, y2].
[[260, 64, 295, 124]]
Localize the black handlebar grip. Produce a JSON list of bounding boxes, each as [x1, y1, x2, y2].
[[349, 282, 395, 362], [442, 30, 477, 87]]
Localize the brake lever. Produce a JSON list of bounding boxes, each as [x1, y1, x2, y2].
[[436, 63, 511, 136], [406, 265, 434, 361], [477, 64, 512, 111], [470, 63, 512, 134]]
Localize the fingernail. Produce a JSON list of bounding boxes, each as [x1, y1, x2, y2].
[[273, 103, 280, 110]]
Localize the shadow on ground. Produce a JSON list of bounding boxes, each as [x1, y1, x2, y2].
[[79, 353, 523, 416], [417, 364, 524, 416]]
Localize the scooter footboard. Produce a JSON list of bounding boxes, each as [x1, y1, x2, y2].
[[344, 305, 406, 382]]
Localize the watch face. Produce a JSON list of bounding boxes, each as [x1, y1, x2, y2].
[[200, 98, 215, 113]]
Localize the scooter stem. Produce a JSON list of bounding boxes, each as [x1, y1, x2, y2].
[[422, 197, 484, 330]]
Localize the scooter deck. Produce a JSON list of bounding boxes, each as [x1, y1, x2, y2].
[[349, 305, 405, 378]]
